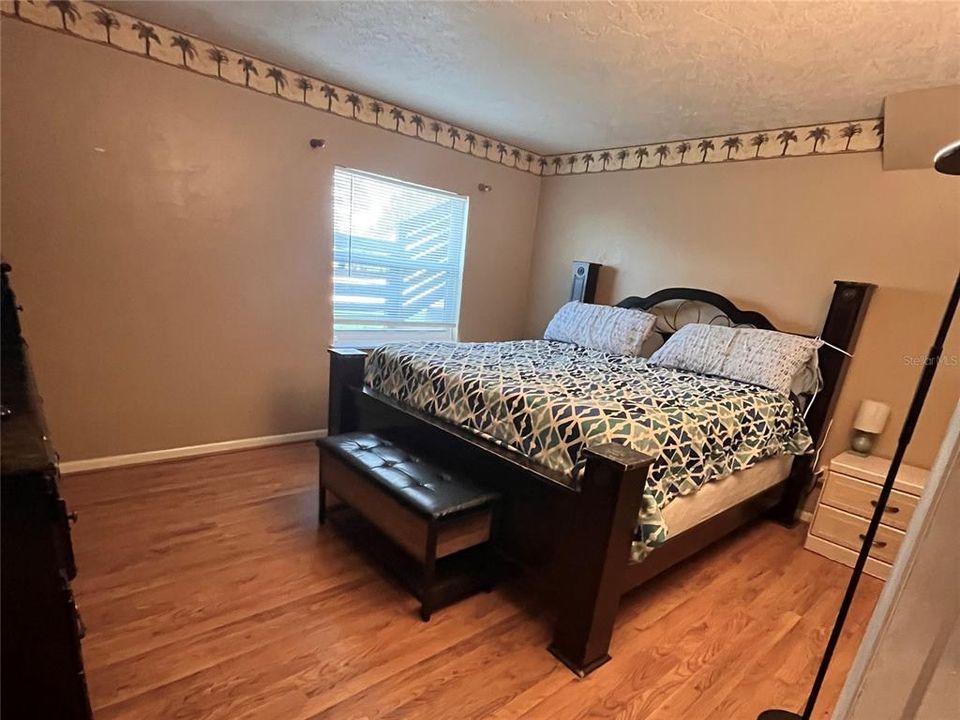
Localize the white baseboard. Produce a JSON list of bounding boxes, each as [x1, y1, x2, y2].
[[799, 510, 814, 524], [60, 429, 327, 475]]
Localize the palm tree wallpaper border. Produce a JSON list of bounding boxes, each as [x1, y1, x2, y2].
[[3, 0, 544, 173], [4, 1, 883, 178], [541, 118, 882, 176]]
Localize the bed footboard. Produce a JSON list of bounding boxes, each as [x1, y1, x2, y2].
[[548, 444, 653, 677], [329, 347, 655, 677]]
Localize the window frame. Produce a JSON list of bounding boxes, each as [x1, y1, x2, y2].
[[330, 167, 470, 349]]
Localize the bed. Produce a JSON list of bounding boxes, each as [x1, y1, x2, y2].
[[363, 339, 813, 561], [327, 282, 874, 676]]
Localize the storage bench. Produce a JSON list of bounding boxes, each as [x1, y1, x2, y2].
[[316, 432, 501, 620]]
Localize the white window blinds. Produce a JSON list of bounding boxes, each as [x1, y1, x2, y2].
[[332, 168, 469, 347]]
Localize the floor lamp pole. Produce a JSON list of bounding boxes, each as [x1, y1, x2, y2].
[[759, 139, 960, 720], [758, 268, 959, 720]]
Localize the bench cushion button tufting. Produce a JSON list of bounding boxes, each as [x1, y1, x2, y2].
[[317, 432, 500, 521]]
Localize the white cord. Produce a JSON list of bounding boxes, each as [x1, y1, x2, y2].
[[812, 417, 833, 473], [815, 336, 854, 358], [805, 337, 847, 461], [803, 385, 820, 421]]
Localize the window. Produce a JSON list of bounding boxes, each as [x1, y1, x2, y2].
[[332, 168, 469, 347]]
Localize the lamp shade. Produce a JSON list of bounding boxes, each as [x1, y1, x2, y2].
[[853, 400, 890, 434]]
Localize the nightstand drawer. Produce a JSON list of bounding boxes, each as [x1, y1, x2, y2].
[[822, 472, 918, 531], [811, 505, 905, 565], [804, 535, 891, 580]]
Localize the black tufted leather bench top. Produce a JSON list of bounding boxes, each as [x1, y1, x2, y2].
[[318, 432, 500, 521]]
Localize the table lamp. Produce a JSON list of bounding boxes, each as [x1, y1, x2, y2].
[[851, 400, 890, 455]]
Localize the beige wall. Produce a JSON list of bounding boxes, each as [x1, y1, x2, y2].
[[884, 85, 960, 170], [525, 153, 959, 476], [0, 20, 541, 460], [3, 17, 958, 475]]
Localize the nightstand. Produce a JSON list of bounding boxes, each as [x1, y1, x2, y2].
[[804, 451, 929, 580]]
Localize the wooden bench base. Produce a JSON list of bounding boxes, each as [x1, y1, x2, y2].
[[317, 436, 499, 620], [323, 501, 496, 619]]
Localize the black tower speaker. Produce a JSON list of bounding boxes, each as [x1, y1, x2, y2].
[[570, 261, 601, 303]]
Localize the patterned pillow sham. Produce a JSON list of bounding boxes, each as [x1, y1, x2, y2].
[[544, 302, 657, 356], [648, 323, 822, 396]]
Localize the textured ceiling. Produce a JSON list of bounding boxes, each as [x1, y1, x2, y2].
[[104, 1, 960, 154]]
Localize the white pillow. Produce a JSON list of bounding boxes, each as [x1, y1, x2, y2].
[[791, 349, 822, 397], [648, 323, 822, 395], [544, 302, 657, 356]]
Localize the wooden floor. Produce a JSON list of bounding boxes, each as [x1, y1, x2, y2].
[[64, 443, 882, 720]]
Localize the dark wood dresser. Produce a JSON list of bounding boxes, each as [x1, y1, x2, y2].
[[1, 263, 93, 719]]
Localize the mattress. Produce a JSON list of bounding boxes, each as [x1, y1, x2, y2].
[[662, 454, 793, 536], [365, 339, 813, 559]]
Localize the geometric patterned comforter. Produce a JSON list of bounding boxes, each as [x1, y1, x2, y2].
[[364, 340, 812, 560]]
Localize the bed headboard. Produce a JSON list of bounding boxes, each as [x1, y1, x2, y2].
[[615, 287, 781, 357], [616, 282, 875, 522]]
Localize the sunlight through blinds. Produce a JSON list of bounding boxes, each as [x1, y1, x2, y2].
[[332, 168, 469, 347]]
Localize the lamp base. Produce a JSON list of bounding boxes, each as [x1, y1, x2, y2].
[[850, 431, 874, 455], [757, 711, 802, 720]]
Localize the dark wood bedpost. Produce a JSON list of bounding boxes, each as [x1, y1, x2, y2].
[[774, 280, 875, 525], [548, 443, 653, 677], [327, 348, 366, 436]]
